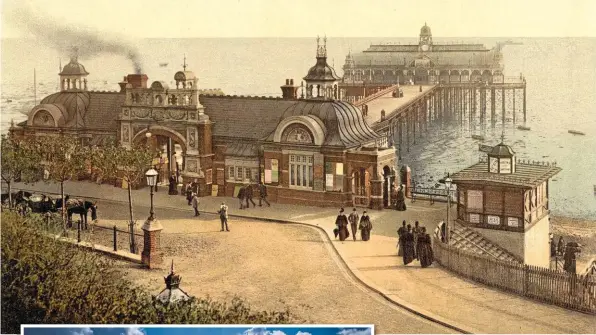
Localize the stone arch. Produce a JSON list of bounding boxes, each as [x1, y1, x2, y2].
[[155, 95, 163, 105], [470, 70, 482, 82], [132, 125, 188, 153], [481, 70, 492, 82], [461, 70, 470, 82], [450, 70, 461, 83], [273, 115, 327, 146], [28, 104, 66, 127]]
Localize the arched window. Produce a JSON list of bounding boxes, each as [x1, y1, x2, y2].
[[155, 95, 163, 105]]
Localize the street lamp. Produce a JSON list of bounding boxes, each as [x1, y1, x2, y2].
[[145, 168, 158, 221], [444, 173, 452, 244]]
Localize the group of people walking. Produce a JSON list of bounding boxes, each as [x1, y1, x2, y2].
[[237, 183, 270, 209], [334, 208, 373, 242], [397, 220, 434, 267]]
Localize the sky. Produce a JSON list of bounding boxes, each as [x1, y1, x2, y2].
[[1, 0, 595, 38], [22, 327, 373, 335]]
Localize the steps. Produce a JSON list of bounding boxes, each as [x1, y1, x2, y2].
[[448, 222, 521, 263]]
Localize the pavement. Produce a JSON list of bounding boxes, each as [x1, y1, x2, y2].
[[7, 180, 596, 334]]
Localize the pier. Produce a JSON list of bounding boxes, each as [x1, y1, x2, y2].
[[349, 78, 527, 158]]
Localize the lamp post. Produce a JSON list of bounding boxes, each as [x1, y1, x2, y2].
[[444, 173, 452, 244], [145, 168, 158, 221]]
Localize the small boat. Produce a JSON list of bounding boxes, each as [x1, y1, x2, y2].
[[159, 63, 168, 67], [568, 130, 585, 136], [517, 125, 531, 131], [103, 81, 108, 84], [471, 134, 485, 141], [6, 99, 12, 103]]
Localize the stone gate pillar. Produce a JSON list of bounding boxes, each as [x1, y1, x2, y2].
[[370, 179, 384, 210], [142, 218, 163, 269]]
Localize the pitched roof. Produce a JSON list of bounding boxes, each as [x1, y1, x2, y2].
[[84, 92, 125, 130], [451, 160, 562, 188], [350, 48, 499, 68], [225, 142, 259, 157]]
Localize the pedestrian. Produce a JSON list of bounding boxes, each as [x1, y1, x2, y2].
[[397, 220, 406, 256], [258, 182, 271, 207], [335, 208, 349, 241], [348, 208, 359, 241], [418, 227, 434, 268], [413, 221, 422, 260], [218, 202, 230, 232], [168, 174, 178, 195], [395, 185, 406, 211], [557, 236, 565, 256], [186, 182, 193, 205], [191, 193, 200, 217], [402, 224, 415, 265], [245, 183, 256, 208], [237, 186, 246, 209], [563, 242, 581, 274], [359, 211, 373, 241], [550, 233, 556, 258]]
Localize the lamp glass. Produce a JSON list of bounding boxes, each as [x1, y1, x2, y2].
[[145, 168, 159, 186], [145, 132, 152, 138], [445, 177, 452, 189]]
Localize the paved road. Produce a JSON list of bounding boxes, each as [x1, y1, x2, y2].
[[90, 200, 456, 334]]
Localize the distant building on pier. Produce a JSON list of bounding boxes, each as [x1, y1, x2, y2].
[[341, 23, 507, 102]]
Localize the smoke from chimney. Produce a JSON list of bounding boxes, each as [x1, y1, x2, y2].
[[7, 2, 144, 74]]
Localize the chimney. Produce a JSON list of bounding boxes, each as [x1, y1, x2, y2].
[[126, 74, 149, 89], [281, 78, 298, 99], [118, 76, 128, 92]]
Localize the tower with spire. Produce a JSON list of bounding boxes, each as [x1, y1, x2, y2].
[[303, 36, 341, 100]]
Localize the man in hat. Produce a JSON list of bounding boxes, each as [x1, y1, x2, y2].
[[258, 182, 271, 207], [348, 208, 359, 242], [218, 202, 230, 232], [244, 183, 256, 208], [335, 208, 349, 242]]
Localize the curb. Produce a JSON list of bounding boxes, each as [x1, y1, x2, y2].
[[14, 187, 472, 333]]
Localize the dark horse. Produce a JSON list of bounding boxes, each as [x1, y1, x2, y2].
[[1, 191, 33, 207], [55, 197, 98, 229]]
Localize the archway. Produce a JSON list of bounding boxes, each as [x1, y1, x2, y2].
[[351, 168, 371, 207], [132, 126, 188, 188]]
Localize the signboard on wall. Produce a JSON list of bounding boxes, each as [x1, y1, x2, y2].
[[211, 185, 219, 197], [467, 190, 483, 210], [487, 215, 501, 225], [216, 169, 225, 185], [264, 159, 272, 183], [469, 213, 480, 224], [499, 158, 511, 173], [507, 217, 519, 227]]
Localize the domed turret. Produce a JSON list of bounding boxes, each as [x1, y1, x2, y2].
[[488, 135, 516, 174], [303, 36, 341, 100], [174, 55, 198, 89], [420, 23, 432, 36], [59, 49, 89, 92]]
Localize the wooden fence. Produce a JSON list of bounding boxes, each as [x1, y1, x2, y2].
[[433, 236, 596, 314]]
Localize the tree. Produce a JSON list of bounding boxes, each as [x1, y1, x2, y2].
[[94, 142, 153, 253], [0, 134, 41, 208], [36, 136, 87, 227]]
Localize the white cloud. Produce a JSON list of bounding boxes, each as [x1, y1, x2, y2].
[[243, 328, 287, 335], [71, 328, 93, 335], [296, 332, 312, 335], [121, 327, 145, 335], [337, 329, 371, 335]]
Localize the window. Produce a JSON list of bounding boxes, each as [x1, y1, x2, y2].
[[289, 154, 313, 189], [227, 165, 257, 183], [467, 190, 483, 210]]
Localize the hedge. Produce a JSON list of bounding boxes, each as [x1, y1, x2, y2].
[[1, 211, 297, 333]]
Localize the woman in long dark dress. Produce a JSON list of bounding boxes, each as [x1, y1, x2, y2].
[[397, 220, 407, 256], [418, 227, 434, 268], [403, 224, 415, 265], [335, 208, 349, 241], [395, 186, 407, 211], [359, 211, 373, 241]]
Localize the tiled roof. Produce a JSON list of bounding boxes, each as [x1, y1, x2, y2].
[[451, 161, 562, 188], [364, 44, 490, 53], [448, 221, 522, 263], [225, 142, 259, 157], [85, 92, 125, 130]]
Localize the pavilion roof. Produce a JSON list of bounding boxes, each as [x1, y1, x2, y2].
[[451, 160, 561, 188]]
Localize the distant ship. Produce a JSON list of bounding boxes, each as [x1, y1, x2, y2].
[[471, 134, 485, 141], [159, 63, 169, 67], [568, 130, 586, 136], [517, 125, 531, 131], [504, 40, 523, 45], [6, 99, 12, 103]]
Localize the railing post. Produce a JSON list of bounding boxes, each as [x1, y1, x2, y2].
[[113, 225, 117, 252], [77, 220, 81, 243], [523, 264, 529, 296]]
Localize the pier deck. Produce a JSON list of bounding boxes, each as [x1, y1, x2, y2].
[[363, 85, 436, 124]]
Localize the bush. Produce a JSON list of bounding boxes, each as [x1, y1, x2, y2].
[[1, 211, 296, 333]]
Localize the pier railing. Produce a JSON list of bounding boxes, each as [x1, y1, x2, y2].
[[433, 235, 596, 314], [353, 84, 400, 107]]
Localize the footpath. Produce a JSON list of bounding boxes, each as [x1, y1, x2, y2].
[[8, 181, 596, 334]]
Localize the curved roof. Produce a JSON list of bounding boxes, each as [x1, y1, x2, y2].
[[174, 71, 196, 81], [489, 143, 515, 157], [303, 58, 341, 82], [40, 92, 91, 127], [151, 81, 170, 90], [420, 23, 432, 36], [279, 100, 380, 147], [60, 59, 89, 76]]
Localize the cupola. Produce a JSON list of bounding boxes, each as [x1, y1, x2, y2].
[[488, 136, 516, 174]]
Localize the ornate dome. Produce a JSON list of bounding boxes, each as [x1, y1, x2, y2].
[[59, 56, 89, 76], [420, 23, 432, 36], [38, 91, 91, 126], [303, 58, 341, 82]]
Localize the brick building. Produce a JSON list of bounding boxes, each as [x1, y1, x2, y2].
[[11, 40, 397, 209]]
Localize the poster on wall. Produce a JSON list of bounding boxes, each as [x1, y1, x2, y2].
[[326, 174, 334, 188], [211, 185, 219, 197], [487, 215, 500, 225], [469, 213, 480, 223], [264, 170, 272, 183], [507, 217, 519, 227], [271, 159, 279, 183], [467, 190, 483, 210]]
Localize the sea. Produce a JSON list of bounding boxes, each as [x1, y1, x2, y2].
[[1, 37, 595, 219]]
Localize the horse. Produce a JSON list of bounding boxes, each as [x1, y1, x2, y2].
[[67, 200, 97, 230], [1, 191, 33, 207], [26, 194, 57, 213]]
